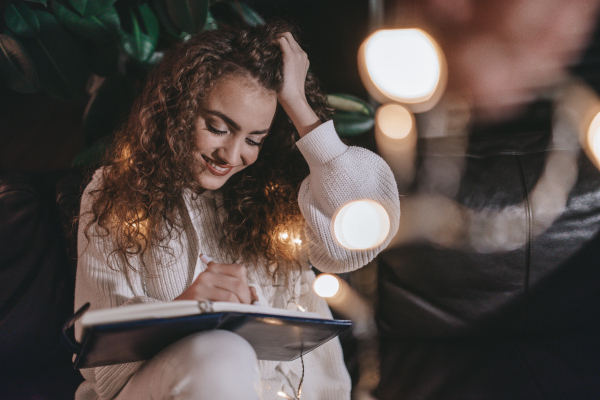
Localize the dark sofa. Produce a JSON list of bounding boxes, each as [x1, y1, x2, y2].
[[0, 169, 90, 400]]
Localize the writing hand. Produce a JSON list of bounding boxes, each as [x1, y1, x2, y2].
[[175, 259, 254, 304]]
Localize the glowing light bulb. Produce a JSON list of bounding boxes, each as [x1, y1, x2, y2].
[[279, 232, 289, 240], [292, 238, 302, 244], [313, 274, 341, 298], [358, 29, 447, 112], [376, 103, 415, 140], [333, 200, 390, 250], [588, 112, 600, 161]]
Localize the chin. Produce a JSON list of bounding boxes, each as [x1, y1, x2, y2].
[[196, 174, 229, 190]]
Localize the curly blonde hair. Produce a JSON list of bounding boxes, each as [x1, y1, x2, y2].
[[84, 21, 331, 280]]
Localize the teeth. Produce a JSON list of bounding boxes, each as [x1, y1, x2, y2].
[[206, 158, 228, 172]]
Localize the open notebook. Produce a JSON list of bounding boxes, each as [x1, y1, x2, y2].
[[64, 300, 352, 369]]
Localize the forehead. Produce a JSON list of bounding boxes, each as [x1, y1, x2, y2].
[[204, 74, 277, 127]]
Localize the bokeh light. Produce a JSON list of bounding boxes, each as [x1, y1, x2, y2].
[[588, 112, 600, 161], [277, 391, 294, 399], [313, 273, 341, 298], [375, 103, 415, 140], [333, 200, 390, 250], [358, 29, 446, 111]]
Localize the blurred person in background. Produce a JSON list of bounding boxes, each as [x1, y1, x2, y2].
[[375, 0, 600, 399]]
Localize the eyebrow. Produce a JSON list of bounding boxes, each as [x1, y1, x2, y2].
[[204, 109, 270, 135]]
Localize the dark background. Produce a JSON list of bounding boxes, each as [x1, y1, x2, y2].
[[2, 0, 600, 172], [0, 0, 371, 173]]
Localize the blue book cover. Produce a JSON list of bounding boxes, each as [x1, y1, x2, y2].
[[63, 301, 352, 369]]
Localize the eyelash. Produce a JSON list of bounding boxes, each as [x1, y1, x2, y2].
[[206, 122, 261, 146], [206, 123, 227, 135]]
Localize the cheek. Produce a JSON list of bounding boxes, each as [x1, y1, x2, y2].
[[244, 147, 261, 166], [236, 142, 262, 167], [194, 129, 221, 153]]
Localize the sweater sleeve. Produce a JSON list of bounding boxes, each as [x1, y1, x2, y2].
[[296, 120, 400, 273], [74, 169, 161, 400]]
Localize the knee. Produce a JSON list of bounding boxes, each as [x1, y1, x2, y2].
[[166, 330, 260, 399], [181, 330, 257, 372]]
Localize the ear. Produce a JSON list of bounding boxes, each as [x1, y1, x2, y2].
[[426, 0, 474, 24]]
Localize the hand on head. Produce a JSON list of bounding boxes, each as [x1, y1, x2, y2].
[[276, 32, 322, 137], [277, 32, 310, 108]]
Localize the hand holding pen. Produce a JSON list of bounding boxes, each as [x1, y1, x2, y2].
[[174, 254, 259, 304]]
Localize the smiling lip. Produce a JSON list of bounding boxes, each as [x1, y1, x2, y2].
[[202, 155, 234, 176]]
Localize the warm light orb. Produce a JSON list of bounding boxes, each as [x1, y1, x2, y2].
[[333, 200, 390, 250], [358, 29, 446, 111], [366, 30, 438, 98], [313, 273, 341, 298], [376, 103, 415, 139], [588, 112, 600, 160], [292, 238, 302, 244], [279, 232, 289, 240]]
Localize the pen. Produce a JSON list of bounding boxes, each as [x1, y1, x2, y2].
[[199, 254, 260, 305]]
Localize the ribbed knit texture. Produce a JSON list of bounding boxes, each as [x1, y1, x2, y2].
[[74, 121, 400, 400]]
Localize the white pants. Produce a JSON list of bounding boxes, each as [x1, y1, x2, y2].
[[114, 330, 261, 400]]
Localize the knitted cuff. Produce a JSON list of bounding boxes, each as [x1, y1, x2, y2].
[[296, 120, 349, 167]]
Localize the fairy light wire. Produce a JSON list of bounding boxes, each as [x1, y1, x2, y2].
[[276, 353, 305, 399]]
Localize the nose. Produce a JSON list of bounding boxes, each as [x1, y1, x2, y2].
[[217, 135, 245, 166]]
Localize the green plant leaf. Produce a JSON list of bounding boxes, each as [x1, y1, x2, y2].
[[231, 1, 264, 26], [328, 93, 375, 116], [139, 3, 160, 40], [23, 0, 48, 6], [202, 9, 217, 31], [71, 136, 111, 167], [144, 51, 164, 67], [83, 73, 135, 146], [17, 10, 88, 100], [67, 0, 116, 17], [5, 2, 41, 38], [332, 112, 375, 137], [53, 0, 120, 42], [0, 33, 39, 93], [121, 4, 159, 63], [166, 0, 209, 33]]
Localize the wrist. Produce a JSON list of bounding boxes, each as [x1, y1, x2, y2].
[[280, 96, 321, 137]]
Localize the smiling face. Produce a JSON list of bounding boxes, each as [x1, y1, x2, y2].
[[193, 74, 278, 190]]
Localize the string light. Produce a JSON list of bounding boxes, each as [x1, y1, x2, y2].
[[374, 103, 418, 189], [277, 353, 305, 399], [587, 111, 600, 162], [358, 29, 447, 112], [313, 273, 377, 339], [376, 103, 415, 140], [295, 304, 306, 312], [333, 200, 390, 250], [313, 274, 341, 298]]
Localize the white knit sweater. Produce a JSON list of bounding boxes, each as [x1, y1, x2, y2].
[[74, 121, 400, 400]]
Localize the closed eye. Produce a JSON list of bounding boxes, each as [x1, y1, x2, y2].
[[246, 138, 261, 146], [206, 122, 227, 135]]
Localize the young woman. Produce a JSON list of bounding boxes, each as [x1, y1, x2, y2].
[[74, 21, 400, 400]]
